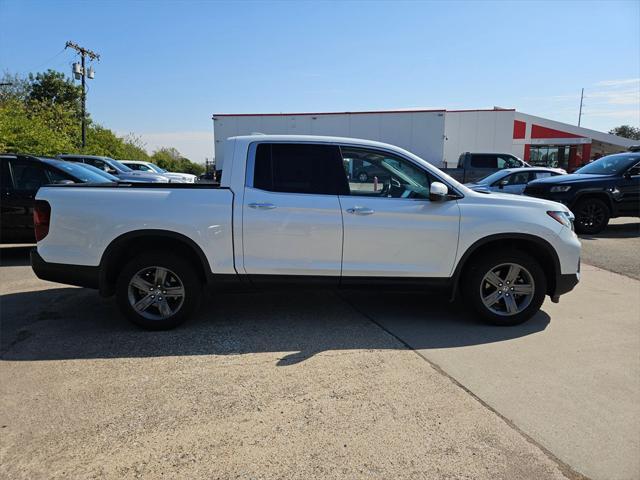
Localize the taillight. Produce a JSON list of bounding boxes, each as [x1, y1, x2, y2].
[[33, 200, 51, 242]]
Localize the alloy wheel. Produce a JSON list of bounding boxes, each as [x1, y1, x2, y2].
[[480, 263, 535, 316], [127, 266, 185, 320]]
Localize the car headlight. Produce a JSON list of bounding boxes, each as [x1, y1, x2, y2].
[[547, 210, 574, 230], [550, 185, 571, 193]]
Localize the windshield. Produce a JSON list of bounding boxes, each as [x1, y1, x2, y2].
[[46, 160, 114, 183], [75, 163, 119, 181], [474, 170, 508, 185], [575, 153, 640, 175], [109, 159, 133, 173], [147, 163, 165, 173]]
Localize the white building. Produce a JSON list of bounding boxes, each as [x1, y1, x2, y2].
[[212, 108, 636, 171]]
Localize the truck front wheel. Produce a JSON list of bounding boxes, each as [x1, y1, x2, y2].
[[116, 252, 202, 330], [463, 251, 546, 326]]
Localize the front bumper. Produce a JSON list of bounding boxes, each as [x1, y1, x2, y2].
[[31, 250, 99, 289]]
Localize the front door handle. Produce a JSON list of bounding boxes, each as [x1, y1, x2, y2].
[[346, 206, 375, 215], [248, 202, 276, 210]]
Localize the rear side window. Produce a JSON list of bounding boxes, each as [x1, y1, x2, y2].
[[470, 155, 498, 168], [253, 143, 348, 195], [9, 160, 49, 191]]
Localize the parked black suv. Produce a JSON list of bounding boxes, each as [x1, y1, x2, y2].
[[1, 154, 114, 243], [524, 152, 640, 234]]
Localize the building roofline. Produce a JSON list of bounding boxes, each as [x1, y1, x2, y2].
[[212, 108, 447, 118]]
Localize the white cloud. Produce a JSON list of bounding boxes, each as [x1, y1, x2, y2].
[[120, 131, 214, 164], [594, 78, 640, 87]]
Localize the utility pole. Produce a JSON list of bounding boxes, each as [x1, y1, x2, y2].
[[65, 41, 100, 149], [578, 88, 584, 127]]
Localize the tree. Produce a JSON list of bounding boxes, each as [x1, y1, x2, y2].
[[608, 125, 640, 141], [28, 70, 82, 114]]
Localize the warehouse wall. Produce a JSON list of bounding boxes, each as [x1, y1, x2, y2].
[[213, 111, 446, 168], [443, 110, 516, 167]]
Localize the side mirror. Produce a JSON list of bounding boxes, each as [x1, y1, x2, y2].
[[53, 179, 75, 185], [429, 181, 448, 201]]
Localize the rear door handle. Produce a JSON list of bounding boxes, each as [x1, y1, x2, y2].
[[346, 206, 375, 215], [248, 202, 276, 210]]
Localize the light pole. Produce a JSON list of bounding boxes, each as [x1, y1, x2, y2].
[[65, 41, 100, 149]]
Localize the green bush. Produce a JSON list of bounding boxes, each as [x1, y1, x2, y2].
[[0, 70, 205, 175]]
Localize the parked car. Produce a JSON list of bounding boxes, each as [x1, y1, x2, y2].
[[1, 154, 115, 243], [466, 167, 565, 195], [74, 162, 121, 182], [442, 152, 529, 183], [120, 160, 197, 183], [31, 135, 580, 330], [198, 171, 217, 184], [57, 154, 170, 183], [524, 152, 640, 234]]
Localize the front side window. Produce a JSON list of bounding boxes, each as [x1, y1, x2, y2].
[[253, 143, 347, 195], [341, 147, 432, 199], [497, 155, 521, 168], [495, 171, 532, 186]]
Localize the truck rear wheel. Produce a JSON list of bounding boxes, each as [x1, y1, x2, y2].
[[463, 251, 546, 326], [116, 251, 202, 330]]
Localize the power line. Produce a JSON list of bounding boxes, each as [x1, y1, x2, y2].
[[65, 41, 100, 149]]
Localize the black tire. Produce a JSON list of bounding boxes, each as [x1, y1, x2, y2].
[[573, 198, 610, 234], [116, 251, 202, 330], [463, 250, 547, 326]]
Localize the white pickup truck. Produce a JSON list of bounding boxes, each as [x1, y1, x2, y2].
[[31, 135, 581, 329]]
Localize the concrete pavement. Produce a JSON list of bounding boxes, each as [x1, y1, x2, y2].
[[347, 264, 640, 480]]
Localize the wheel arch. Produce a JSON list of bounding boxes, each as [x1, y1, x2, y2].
[[99, 229, 212, 296], [570, 190, 614, 213], [451, 233, 561, 300]]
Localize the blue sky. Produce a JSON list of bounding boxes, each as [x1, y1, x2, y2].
[[1, 0, 639, 161]]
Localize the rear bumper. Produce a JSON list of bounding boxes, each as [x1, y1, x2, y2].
[[31, 250, 99, 289]]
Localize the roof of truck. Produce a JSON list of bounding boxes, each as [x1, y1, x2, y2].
[[229, 134, 408, 150]]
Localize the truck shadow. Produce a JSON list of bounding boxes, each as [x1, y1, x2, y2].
[[1, 287, 550, 364]]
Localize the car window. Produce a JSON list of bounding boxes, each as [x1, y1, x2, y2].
[[50, 161, 113, 183], [627, 163, 640, 176], [1, 160, 13, 191], [340, 147, 432, 199], [470, 155, 498, 169], [535, 171, 554, 180], [45, 168, 72, 183], [498, 155, 521, 168], [253, 143, 348, 195], [494, 171, 532, 186], [9, 160, 49, 191]]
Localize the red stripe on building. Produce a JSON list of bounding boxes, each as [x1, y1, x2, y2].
[[523, 144, 531, 161], [531, 124, 583, 139], [513, 120, 526, 139]]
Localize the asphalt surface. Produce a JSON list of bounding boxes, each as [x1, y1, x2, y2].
[[579, 218, 640, 280], [1, 220, 639, 480]]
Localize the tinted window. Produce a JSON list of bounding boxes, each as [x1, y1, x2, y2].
[[1, 160, 12, 190], [253, 143, 347, 195], [341, 147, 432, 199], [10, 161, 49, 191], [470, 155, 498, 168]]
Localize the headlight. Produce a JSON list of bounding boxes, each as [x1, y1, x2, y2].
[[547, 210, 574, 230], [550, 185, 571, 193]]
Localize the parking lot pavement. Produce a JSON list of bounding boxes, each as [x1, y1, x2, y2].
[[1, 228, 639, 480], [1, 249, 571, 480], [347, 263, 640, 480], [579, 218, 640, 280]]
